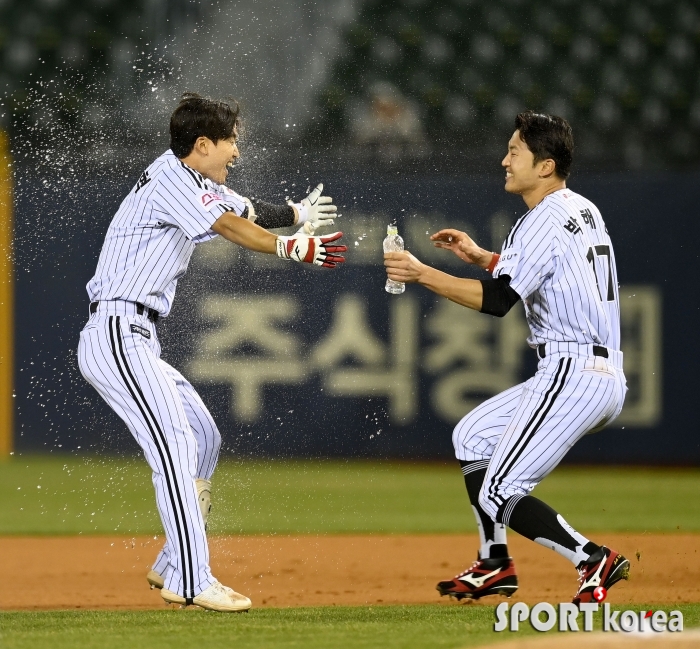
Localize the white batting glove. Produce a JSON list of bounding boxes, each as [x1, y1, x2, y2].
[[290, 183, 338, 235], [276, 232, 347, 268]]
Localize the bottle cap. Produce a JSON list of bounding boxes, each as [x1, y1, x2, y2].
[[387, 224, 398, 235]]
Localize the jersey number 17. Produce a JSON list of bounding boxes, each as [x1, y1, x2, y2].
[[586, 245, 614, 302]]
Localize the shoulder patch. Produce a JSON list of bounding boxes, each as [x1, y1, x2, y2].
[[130, 324, 151, 339], [198, 190, 223, 211]]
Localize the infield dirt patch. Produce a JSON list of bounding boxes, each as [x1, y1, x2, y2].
[[1, 533, 697, 610]]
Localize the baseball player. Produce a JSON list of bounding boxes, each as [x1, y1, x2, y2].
[[77, 93, 346, 612], [384, 111, 629, 605]]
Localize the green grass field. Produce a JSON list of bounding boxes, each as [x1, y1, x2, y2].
[[2, 455, 700, 649], [2, 455, 700, 535], [1, 605, 699, 649]]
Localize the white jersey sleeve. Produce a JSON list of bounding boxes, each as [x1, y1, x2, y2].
[[152, 164, 247, 240], [493, 209, 561, 300]]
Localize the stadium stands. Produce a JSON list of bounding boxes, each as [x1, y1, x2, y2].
[[0, 0, 697, 169], [317, 0, 700, 168], [0, 0, 199, 139]]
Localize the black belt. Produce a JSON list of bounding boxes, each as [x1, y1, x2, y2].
[[537, 343, 608, 359], [90, 301, 159, 323]]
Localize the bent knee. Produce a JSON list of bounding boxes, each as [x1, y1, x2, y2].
[[452, 416, 499, 461], [452, 428, 494, 462]]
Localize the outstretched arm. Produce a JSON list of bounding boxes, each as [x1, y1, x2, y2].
[[384, 250, 521, 315], [212, 211, 346, 268], [212, 211, 277, 252], [384, 251, 484, 310]]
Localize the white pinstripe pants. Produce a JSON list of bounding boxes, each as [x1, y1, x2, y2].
[[78, 305, 221, 598], [452, 352, 627, 522]]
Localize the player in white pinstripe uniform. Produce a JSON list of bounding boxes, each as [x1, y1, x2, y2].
[[78, 93, 345, 612], [385, 111, 630, 605]]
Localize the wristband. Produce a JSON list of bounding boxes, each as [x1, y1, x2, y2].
[[486, 253, 500, 274]]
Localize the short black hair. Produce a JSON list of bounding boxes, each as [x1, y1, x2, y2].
[[169, 92, 240, 158], [514, 111, 573, 180]]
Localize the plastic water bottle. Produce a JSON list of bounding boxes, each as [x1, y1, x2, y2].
[[383, 224, 406, 294]]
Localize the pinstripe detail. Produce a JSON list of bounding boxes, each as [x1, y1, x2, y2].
[[87, 150, 246, 317], [108, 315, 194, 598], [454, 193, 626, 530], [461, 459, 489, 475], [78, 312, 219, 594], [504, 208, 533, 248], [82, 149, 244, 594], [495, 189, 621, 353], [179, 161, 204, 188], [498, 494, 526, 526], [452, 383, 523, 462], [192, 166, 206, 186], [486, 358, 572, 507]]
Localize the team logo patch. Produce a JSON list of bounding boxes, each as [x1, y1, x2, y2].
[[130, 324, 151, 339], [495, 246, 519, 272], [199, 190, 223, 210]]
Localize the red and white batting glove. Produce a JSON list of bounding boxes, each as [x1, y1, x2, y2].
[[275, 232, 347, 268]]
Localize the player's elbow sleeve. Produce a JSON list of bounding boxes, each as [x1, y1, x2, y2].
[[251, 200, 296, 229], [480, 276, 521, 317]]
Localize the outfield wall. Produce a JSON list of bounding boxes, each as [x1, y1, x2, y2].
[[12, 165, 698, 462]]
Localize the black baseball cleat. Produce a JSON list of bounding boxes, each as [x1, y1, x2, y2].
[[573, 546, 630, 605], [437, 557, 518, 601]]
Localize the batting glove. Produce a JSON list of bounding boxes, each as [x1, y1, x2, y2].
[[290, 183, 338, 235], [276, 232, 347, 268]]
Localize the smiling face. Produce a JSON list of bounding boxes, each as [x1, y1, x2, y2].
[[205, 129, 239, 184], [501, 129, 542, 196], [183, 128, 239, 185]]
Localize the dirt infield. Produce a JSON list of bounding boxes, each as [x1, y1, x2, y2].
[[1, 533, 698, 610]]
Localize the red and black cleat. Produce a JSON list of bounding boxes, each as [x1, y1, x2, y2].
[[573, 546, 630, 605], [437, 558, 518, 601]]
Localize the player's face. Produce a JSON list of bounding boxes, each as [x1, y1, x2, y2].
[[501, 130, 539, 195], [208, 131, 239, 184]]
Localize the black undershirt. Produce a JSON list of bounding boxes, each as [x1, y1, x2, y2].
[[479, 275, 521, 317]]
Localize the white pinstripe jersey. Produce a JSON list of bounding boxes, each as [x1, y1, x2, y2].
[[87, 150, 246, 317], [493, 188, 621, 351]]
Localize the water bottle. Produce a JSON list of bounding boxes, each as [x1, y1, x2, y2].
[[383, 224, 406, 294]]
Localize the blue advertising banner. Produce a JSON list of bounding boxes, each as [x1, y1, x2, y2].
[[12, 166, 698, 463]]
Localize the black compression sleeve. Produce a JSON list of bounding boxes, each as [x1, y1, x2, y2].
[[250, 199, 296, 229], [480, 276, 521, 317]]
